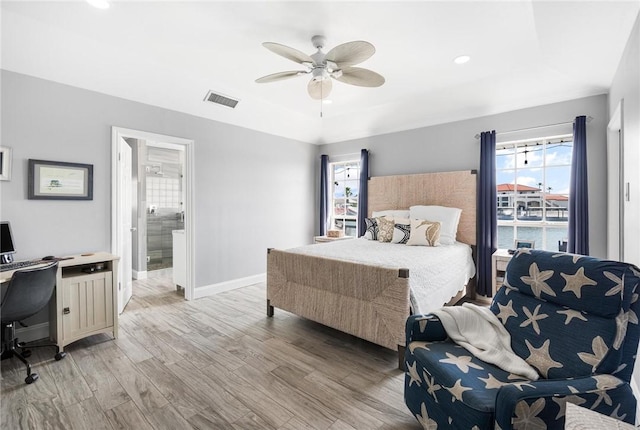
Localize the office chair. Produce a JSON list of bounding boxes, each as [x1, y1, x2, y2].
[[1, 262, 66, 384]]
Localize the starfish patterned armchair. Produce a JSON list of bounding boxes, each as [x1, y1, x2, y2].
[[404, 249, 640, 429]]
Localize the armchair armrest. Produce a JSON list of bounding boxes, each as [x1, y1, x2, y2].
[[495, 374, 635, 429], [405, 314, 447, 345]]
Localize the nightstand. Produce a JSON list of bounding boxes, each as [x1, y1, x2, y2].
[[492, 249, 513, 296], [313, 235, 354, 244]]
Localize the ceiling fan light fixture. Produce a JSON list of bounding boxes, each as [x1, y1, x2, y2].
[[454, 55, 471, 65]]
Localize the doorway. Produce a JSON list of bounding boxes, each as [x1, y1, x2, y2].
[[128, 140, 185, 278], [111, 127, 195, 313]]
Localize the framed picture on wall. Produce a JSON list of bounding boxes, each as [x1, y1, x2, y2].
[[28, 159, 93, 200], [0, 147, 12, 181], [514, 239, 535, 249]]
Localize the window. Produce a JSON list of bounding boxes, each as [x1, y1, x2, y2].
[[330, 160, 360, 237], [496, 134, 573, 251]]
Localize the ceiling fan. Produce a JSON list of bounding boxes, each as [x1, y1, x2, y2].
[[255, 35, 385, 100]]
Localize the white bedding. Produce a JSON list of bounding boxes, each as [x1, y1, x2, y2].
[[289, 238, 476, 314]]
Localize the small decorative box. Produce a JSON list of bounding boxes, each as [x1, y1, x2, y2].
[[327, 230, 345, 238]]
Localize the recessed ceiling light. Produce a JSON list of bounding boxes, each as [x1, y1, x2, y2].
[[454, 55, 471, 65], [86, 0, 110, 9]]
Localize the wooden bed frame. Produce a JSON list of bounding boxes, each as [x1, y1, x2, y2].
[[266, 170, 477, 368]]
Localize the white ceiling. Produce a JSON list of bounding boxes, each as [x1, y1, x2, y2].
[[2, 1, 639, 144]]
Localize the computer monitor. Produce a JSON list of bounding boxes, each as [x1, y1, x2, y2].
[[1, 221, 16, 264]]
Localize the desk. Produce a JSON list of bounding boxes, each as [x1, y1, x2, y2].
[[1, 252, 119, 351]]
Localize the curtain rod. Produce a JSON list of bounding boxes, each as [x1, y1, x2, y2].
[[474, 116, 593, 139], [325, 151, 362, 158]]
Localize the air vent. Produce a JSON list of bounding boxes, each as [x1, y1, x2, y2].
[[203, 90, 239, 109]]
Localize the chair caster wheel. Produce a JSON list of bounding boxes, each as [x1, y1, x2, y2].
[[22, 349, 32, 358], [25, 373, 39, 384], [54, 352, 66, 361]]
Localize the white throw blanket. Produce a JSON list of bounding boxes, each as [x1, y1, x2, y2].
[[431, 303, 539, 380]]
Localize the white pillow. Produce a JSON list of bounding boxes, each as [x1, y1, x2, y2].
[[391, 218, 411, 244], [409, 205, 462, 245], [372, 209, 410, 219], [406, 219, 441, 246]]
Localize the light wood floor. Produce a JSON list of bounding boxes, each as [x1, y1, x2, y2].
[[1, 277, 420, 429]]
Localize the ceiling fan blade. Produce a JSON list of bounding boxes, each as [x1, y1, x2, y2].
[[307, 78, 332, 100], [333, 67, 385, 87], [255, 71, 307, 83], [325, 41, 375, 67], [262, 42, 314, 65]]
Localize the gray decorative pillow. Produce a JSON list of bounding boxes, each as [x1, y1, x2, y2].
[[363, 217, 378, 240], [391, 218, 411, 244], [377, 217, 395, 243]]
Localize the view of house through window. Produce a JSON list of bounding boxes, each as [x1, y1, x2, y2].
[[496, 134, 573, 251], [330, 160, 360, 237]]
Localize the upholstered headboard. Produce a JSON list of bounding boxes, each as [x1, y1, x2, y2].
[[368, 170, 477, 246]]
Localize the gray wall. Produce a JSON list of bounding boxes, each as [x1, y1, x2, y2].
[[610, 12, 640, 268], [0, 70, 317, 293], [608, 11, 640, 415], [319, 94, 609, 258]]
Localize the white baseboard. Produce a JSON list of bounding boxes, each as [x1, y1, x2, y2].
[[15, 322, 50, 343], [194, 273, 265, 299], [133, 270, 147, 280]]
